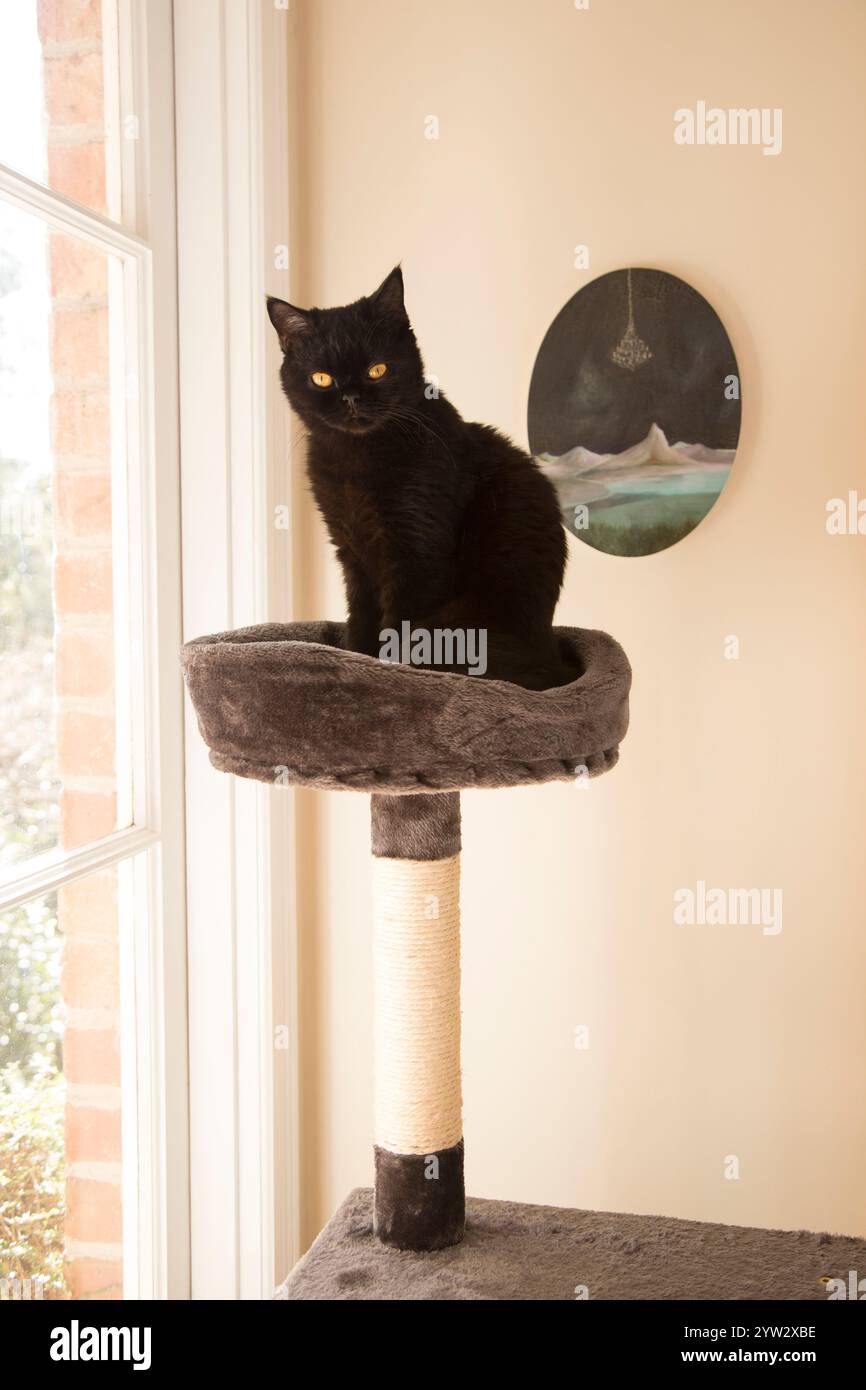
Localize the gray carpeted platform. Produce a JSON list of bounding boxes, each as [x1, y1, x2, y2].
[[276, 1187, 866, 1301]]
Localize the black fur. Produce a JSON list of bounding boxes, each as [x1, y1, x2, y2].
[[267, 267, 576, 690]]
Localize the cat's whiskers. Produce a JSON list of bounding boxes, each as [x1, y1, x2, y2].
[[379, 405, 459, 472]]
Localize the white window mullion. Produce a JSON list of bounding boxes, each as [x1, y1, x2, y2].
[[0, 161, 148, 259], [126, 0, 188, 1300], [0, 826, 160, 913]]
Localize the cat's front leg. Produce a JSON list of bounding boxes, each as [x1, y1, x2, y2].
[[377, 536, 441, 620], [381, 579, 448, 639], [339, 549, 382, 656]]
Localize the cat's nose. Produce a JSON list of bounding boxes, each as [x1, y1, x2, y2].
[[342, 391, 360, 413]]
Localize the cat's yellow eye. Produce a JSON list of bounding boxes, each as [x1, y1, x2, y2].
[[367, 362, 388, 380], [311, 371, 334, 388]]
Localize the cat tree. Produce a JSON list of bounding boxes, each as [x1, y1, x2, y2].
[[182, 620, 631, 1253]]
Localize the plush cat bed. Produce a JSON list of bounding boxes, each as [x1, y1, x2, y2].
[[181, 620, 631, 793], [277, 1188, 866, 1301]]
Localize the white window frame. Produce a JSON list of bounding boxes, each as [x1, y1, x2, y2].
[[174, 0, 300, 1299], [0, 0, 189, 1299]]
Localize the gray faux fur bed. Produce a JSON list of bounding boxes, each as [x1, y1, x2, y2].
[[181, 621, 631, 794]]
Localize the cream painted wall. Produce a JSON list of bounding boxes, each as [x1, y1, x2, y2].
[[285, 0, 866, 1251]]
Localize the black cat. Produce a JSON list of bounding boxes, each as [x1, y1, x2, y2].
[[267, 267, 577, 690]]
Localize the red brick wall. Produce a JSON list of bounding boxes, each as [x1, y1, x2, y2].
[[38, 0, 123, 1300]]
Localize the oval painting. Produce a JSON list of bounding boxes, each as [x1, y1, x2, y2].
[[528, 268, 741, 557]]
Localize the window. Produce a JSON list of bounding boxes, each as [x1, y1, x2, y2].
[[1, 206, 130, 875], [0, 0, 186, 1300]]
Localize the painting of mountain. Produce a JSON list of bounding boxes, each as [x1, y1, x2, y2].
[[528, 268, 741, 556]]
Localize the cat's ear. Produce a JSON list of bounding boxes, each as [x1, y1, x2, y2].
[[370, 265, 405, 317], [266, 295, 310, 352]]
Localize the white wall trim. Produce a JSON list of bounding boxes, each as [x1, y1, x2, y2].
[[175, 0, 299, 1299], [261, 0, 301, 1292]]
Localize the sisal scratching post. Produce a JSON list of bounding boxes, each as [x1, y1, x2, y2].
[[371, 792, 463, 1249], [182, 621, 631, 1256]]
